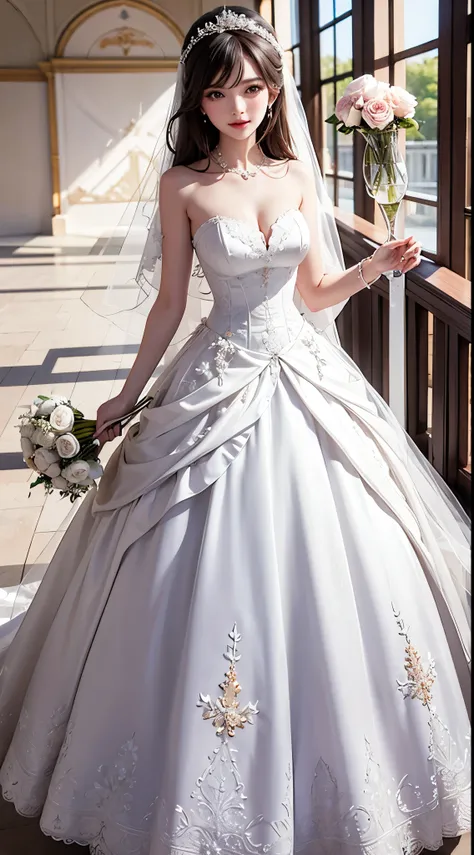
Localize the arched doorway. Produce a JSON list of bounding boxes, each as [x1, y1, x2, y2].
[[44, 1, 182, 235]]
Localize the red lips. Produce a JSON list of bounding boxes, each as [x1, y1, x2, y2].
[[229, 120, 250, 127]]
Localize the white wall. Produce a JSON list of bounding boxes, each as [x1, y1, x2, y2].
[[56, 71, 176, 235], [0, 81, 52, 236], [0, 0, 258, 237]]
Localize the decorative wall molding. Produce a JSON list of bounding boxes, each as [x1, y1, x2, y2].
[[1, 0, 182, 227], [55, 0, 184, 57], [0, 67, 45, 81], [39, 57, 179, 73], [37, 61, 61, 216]]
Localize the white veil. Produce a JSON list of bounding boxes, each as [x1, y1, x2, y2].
[[80, 61, 347, 348]]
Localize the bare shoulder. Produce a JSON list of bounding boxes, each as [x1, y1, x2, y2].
[[159, 165, 199, 217], [160, 164, 192, 191], [288, 158, 313, 183]]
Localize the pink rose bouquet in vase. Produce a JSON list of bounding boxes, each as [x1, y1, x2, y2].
[[327, 75, 419, 272]]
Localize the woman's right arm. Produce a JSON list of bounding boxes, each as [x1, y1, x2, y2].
[[94, 168, 193, 444]]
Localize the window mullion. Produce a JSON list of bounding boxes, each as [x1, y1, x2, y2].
[[353, 0, 375, 221], [450, 0, 469, 275]]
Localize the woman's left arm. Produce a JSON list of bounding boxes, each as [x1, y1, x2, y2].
[[294, 161, 422, 313]]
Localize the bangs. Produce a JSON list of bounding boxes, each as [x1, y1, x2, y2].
[[204, 36, 246, 90]]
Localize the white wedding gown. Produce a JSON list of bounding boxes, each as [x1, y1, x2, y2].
[[0, 208, 470, 855]]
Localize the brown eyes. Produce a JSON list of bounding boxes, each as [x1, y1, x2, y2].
[[205, 85, 263, 100]]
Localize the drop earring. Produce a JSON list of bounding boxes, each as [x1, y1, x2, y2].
[[202, 113, 208, 123]]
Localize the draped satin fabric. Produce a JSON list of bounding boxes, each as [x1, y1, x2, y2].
[[0, 208, 470, 855]]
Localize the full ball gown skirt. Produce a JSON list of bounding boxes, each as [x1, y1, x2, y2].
[[0, 209, 470, 855]]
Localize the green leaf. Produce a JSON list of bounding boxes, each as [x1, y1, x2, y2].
[[397, 117, 419, 130], [325, 114, 340, 125], [337, 125, 354, 135]]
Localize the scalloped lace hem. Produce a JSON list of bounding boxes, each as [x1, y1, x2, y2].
[[0, 781, 470, 855]]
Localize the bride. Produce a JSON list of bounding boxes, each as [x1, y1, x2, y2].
[[0, 6, 470, 855]]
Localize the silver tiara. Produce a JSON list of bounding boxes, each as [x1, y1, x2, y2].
[[179, 9, 284, 64]]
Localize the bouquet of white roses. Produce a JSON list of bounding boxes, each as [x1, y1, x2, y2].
[[18, 393, 151, 502], [326, 74, 419, 136]]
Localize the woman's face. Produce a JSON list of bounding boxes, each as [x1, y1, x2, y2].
[[201, 54, 277, 140]]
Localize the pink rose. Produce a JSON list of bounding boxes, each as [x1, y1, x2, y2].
[[388, 86, 417, 118], [362, 98, 394, 130], [335, 95, 362, 127], [345, 74, 377, 104], [335, 95, 352, 123]]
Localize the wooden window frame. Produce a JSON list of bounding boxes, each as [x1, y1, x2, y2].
[[298, 0, 471, 278]]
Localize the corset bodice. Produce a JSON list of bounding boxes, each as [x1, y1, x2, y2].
[[192, 208, 310, 353]]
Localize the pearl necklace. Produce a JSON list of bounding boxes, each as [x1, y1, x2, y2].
[[212, 146, 267, 180]]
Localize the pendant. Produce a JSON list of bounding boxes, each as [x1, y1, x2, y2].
[[242, 172, 249, 180]]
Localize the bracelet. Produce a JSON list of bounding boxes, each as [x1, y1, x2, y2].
[[357, 254, 381, 289]]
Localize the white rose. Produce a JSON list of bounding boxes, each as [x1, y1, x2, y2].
[[24, 456, 40, 472], [87, 460, 104, 480], [45, 462, 61, 478], [52, 475, 69, 490], [80, 476, 96, 487], [31, 428, 43, 446], [62, 460, 90, 484], [56, 433, 81, 459], [36, 398, 58, 416], [34, 447, 60, 473], [20, 423, 35, 439], [40, 430, 57, 449], [20, 437, 35, 459], [49, 405, 75, 434], [32, 428, 57, 449]]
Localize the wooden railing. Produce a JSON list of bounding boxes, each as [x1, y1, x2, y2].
[[334, 209, 471, 515]]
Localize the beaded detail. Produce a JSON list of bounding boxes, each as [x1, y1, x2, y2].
[[179, 9, 284, 64], [210, 335, 236, 386], [197, 624, 259, 738], [301, 325, 327, 381]]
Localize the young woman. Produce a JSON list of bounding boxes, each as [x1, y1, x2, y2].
[[0, 7, 470, 855]]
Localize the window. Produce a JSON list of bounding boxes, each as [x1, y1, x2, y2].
[[296, 0, 471, 278], [465, 37, 471, 279], [270, 0, 302, 93], [372, 1, 440, 256], [315, 1, 354, 211]]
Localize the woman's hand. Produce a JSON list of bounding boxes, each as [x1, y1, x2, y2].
[[372, 235, 422, 277], [94, 393, 137, 447], [372, 235, 422, 276]]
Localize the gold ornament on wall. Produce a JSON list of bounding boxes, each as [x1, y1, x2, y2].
[[98, 26, 155, 56]]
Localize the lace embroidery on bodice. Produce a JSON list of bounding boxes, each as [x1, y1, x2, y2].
[[191, 209, 302, 256]]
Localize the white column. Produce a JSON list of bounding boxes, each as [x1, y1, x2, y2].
[[388, 271, 407, 427]]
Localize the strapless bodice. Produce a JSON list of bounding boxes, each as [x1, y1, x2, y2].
[[192, 208, 310, 354]]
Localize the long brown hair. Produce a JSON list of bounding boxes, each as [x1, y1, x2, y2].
[[167, 5, 297, 169]]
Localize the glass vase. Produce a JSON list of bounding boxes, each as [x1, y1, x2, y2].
[[362, 130, 408, 275]]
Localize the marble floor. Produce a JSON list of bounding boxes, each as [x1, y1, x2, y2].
[[0, 236, 470, 854], [0, 235, 144, 615]]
